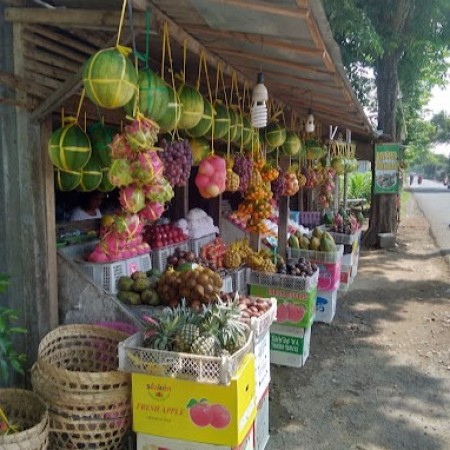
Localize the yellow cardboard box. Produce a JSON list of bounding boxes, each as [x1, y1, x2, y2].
[[132, 354, 256, 446]]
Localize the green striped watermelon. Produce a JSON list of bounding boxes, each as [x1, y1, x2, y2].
[[241, 115, 253, 147], [209, 101, 230, 140], [77, 157, 103, 192], [54, 168, 82, 191], [177, 84, 204, 130], [82, 47, 138, 110], [98, 166, 115, 192], [48, 123, 92, 171], [87, 122, 115, 167], [265, 122, 286, 148], [158, 86, 182, 133], [186, 98, 214, 138], [282, 131, 302, 156]]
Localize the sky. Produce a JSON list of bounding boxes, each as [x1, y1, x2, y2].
[[427, 84, 450, 157]]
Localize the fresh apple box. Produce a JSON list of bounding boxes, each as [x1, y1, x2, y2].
[[254, 387, 270, 450], [132, 354, 256, 446], [315, 289, 338, 324], [249, 285, 317, 329], [270, 323, 311, 368], [136, 427, 254, 450]]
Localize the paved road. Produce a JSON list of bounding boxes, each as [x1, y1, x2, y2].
[[408, 178, 450, 261]]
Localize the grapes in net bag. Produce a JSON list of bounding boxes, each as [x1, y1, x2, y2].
[[159, 138, 193, 187]]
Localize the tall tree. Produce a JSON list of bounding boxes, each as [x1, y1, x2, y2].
[[324, 0, 450, 246]]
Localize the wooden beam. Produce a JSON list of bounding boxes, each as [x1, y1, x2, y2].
[[206, 47, 333, 76], [5, 7, 156, 30], [188, 25, 323, 57], [0, 96, 36, 109], [22, 30, 87, 64], [28, 25, 98, 55], [0, 70, 51, 98], [24, 47, 80, 73], [25, 59, 73, 82], [205, 0, 308, 20]]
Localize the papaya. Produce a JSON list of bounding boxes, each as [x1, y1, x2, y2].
[[300, 236, 310, 250], [312, 227, 324, 239], [310, 237, 321, 251], [289, 235, 300, 249], [320, 232, 337, 252]]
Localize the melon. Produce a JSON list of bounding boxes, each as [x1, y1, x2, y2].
[[228, 107, 240, 142], [82, 47, 138, 109], [98, 166, 115, 192], [186, 98, 214, 138], [265, 122, 286, 148], [331, 157, 345, 175], [306, 145, 326, 160], [48, 123, 92, 171], [125, 69, 169, 120], [231, 108, 244, 144], [190, 137, 211, 166], [241, 115, 253, 147], [158, 86, 182, 133], [177, 84, 204, 130], [54, 168, 81, 191], [209, 101, 230, 140], [281, 131, 302, 156], [77, 157, 103, 192], [87, 122, 115, 167]]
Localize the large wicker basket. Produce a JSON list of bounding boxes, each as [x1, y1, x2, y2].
[[0, 388, 49, 450], [31, 324, 131, 449]]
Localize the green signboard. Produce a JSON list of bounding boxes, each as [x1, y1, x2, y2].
[[374, 143, 400, 194]]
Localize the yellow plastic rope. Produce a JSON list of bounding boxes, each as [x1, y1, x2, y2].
[[75, 89, 86, 122], [116, 0, 128, 48], [182, 39, 187, 84]]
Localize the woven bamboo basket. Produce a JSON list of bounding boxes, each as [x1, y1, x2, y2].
[[31, 324, 132, 449], [0, 388, 49, 450]]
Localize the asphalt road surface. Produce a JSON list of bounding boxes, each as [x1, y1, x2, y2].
[[408, 178, 450, 264]]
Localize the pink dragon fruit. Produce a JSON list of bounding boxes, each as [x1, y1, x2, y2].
[[139, 201, 165, 222], [87, 245, 109, 263], [99, 232, 123, 256], [119, 185, 145, 214], [109, 133, 133, 159], [113, 213, 141, 240], [144, 177, 174, 203], [108, 159, 133, 187], [125, 115, 159, 151], [131, 151, 164, 185]]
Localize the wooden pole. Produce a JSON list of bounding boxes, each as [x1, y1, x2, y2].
[[277, 155, 291, 260]]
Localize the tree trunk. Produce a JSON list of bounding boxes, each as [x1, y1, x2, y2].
[[363, 52, 400, 248]]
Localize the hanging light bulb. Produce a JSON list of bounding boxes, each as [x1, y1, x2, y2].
[[305, 108, 315, 133], [251, 72, 268, 128]]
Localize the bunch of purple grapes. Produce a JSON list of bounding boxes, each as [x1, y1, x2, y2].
[[160, 138, 193, 187], [233, 154, 253, 193], [271, 169, 286, 202]]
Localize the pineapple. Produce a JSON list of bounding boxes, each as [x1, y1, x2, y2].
[[201, 297, 249, 355], [174, 323, 200, 352], [191, 334, 218, 356]]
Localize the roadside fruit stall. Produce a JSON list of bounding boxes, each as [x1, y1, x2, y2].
[[0, 0, 375, 448]]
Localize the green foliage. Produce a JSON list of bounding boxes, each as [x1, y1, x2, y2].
[[0, 275, 26, 383], [431, 111, 450, 142], [340, 173, 372, 202]]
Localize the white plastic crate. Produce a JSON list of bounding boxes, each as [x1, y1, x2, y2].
[[221, 274, 234, 293], [118, 329, 253, 385], [189, 233, 217, 257], [77, 253, 151, 294], [249, 269, 319, 292], [254, 330, 270, 404], [250, 298, 277, 340], [231, 267, 250, 294], [288, 245, 344, 263], [327, 229, 361, 245], [254, 388, 270, 450], [151, 241, 189, 272]]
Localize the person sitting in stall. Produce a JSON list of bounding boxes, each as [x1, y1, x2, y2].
[[70, 191, 104, 221]]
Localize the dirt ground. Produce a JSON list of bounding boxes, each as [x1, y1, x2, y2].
[[268, 196, 450, 450]]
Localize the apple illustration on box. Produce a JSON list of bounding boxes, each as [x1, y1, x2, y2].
[[187, 399, 231, 429]]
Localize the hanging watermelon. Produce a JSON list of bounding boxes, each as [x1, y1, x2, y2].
[[158, 86, 182, 133], [82, 47, 138, 109], [265, 122, 286, 148], [98, 167, 115, 192], [54, 168, 81, 192], [228, 107, 240, 142], [186, 98, 214, 138], [230, 107, 243, 144], [209, 101, 230, 140], [77, 157, 103, 192], [48, 122, 92, 171], [87, 122, 115, 167], [177, 84, 204, 130], [125, 69, 169, 120], [241, 115, 253, 147], [281, 131, 302, 156]]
